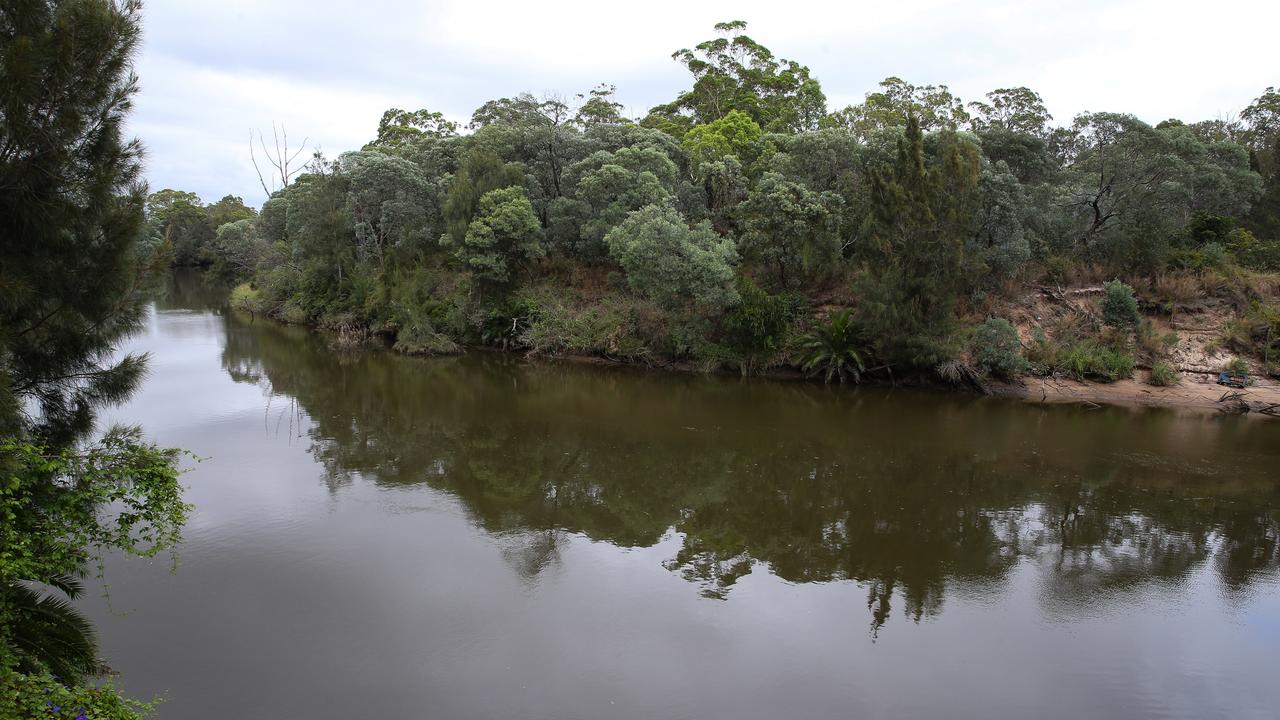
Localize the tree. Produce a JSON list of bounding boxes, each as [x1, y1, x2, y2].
[[1, 2, 188, 715], [370, 107, 459, 147], [682, 110, 762, 176], [969, 163, 1033, 280], [440, 149, 525, 246], [855, 119, 981, 369], [737, 172, 842, 288], [825, 77, 970, 141], [341, 150, 435, 270], [209, 218, 266, 281], [573, 84, 629, 129], [561, 146, 679, 255], [969, 87, 1053, 137], [645, 20, 826, 135], [451, 187, 543, 287], [1241, 86, 1280, 168], [468, 93, 548, 130], [605, 204, 739, 313], [1054, 112, 1260, 268], [1242, 87, 1280, 238], [0, 0, 165, 444], [204, 194, 255, 227], [250, 122, 309, 198], [145, 188, 214, 266]]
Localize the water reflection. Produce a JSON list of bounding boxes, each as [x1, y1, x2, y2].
[[212, 295, 1280, 637]]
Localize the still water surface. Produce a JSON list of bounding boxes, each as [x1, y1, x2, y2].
[[83, 275, 1280, 719]]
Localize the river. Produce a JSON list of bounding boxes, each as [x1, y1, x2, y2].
[[82, 272, 1280, 719]]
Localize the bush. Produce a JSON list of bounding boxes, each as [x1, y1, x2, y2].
[[229, 283, 263, 314], [1226, 356, 1250, 377], [971, 317, 1029, 380], [480, 298, 540, 350], [522, 295, 648, 359], [797, 310, 865, 383], [1148, 361, 1180, 386], [1224, 301, 1280, 366], [721, 277, 799, 373], [1102, 280, 1140, 329], [1226, 228, 1280, 272], [606, 204, 739, 313], [1057, 341, 1135, 382], [0, 667, 153, 720]]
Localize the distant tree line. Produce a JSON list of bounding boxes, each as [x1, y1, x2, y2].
[[165, 20, 1280, 382]]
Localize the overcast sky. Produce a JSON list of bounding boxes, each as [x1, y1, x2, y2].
[[129, 0, 1280, 207]]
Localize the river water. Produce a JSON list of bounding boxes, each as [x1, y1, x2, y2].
[[82, 273, 1280, 719]]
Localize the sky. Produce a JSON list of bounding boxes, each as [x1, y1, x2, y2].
[[128, 0, 1280, 207]]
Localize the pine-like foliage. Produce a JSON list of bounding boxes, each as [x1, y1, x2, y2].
[[0, 0, 162, 444], [855, 117, 981, 369]]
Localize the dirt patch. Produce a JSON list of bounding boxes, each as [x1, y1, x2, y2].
[[992, 370, 1280, 416]]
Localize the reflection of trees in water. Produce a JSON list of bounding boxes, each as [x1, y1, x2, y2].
[[219, 310, 1280, 635]]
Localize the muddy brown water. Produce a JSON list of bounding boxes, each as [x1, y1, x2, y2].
[[82, 272, 1280, 719]]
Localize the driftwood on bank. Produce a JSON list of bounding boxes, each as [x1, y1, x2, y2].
[[1215, 389, 1279, 416]]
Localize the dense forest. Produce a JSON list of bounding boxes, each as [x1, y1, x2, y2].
[[161, 21, 1280, 386]]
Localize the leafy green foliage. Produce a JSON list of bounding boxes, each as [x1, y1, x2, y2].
[[646, 21, 826, 134], [1, 664, 153, 720], [371, 107, 459, 147], [968, 87, 1053, 137], [1056, 341, 1135, 382], [798, 310, 865, 383], [441, 149, 525, 246], [721, 277, 798, 372], [1102, 280, 1141, 329], [0, 0, 164, 444], [605, 205, 739, 313], [1148, 361, 1180, 386], [682, 110, 762, 178], [737, 172, 841, 287], [971, 318, 1029, 380], [451, 187, 544, 288], [825, 77, 970, 140], [561, 146, 679, 255], [854, 119, 980, 370]]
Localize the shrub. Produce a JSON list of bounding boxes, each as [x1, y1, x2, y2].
[[1102, 280, 1140, 329], [971, 318, 1029, 380], [1057, 341, 1135, 382], [1226, 356, 1250, 377], [448, 186, 544, 288], [721, 277, 799, 373], [1135, 319, 1177, 363], [606, 204, 739, 314], [1226, 228, 1280, 272], [229, 283, 263, 314], [522, 296, 648, 359], [1148, 361, 1180, 386], [1095, 346, 1136, 380], [1026, 326, 1056, 369], [797, 310, 865, 383], [1223, 301, 1280, 366], [480, 298, 541, 350]]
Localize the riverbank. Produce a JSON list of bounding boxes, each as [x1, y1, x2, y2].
[[992, 371, 1280, 415], [240, 308, 1280, 420]]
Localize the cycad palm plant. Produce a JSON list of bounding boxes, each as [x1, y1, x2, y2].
[[4, 574, 100, 681], [798, 310, 866, 383]]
